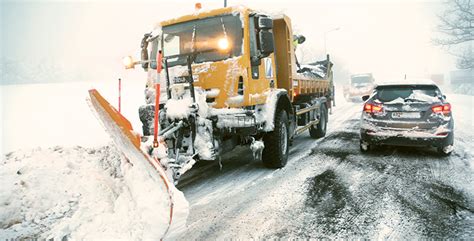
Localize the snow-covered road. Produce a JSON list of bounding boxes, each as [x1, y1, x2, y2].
[[178, 95, 474, 239], [1, 83, 472, 239]]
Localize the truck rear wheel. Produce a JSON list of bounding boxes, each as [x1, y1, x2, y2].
[[309, 104, 327, 139], [262, 110, 289, 168]]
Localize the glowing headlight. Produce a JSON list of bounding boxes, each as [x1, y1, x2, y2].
[[122, 56, 135, 69], [218, 37, 230, 50]]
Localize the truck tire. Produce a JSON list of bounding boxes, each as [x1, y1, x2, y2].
[[309, 104, 327, 138], [262, 110, 289, 168]]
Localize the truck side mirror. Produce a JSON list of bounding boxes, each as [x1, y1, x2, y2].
[[362, 95, 370, 101], [294, 35, 306, 44], [258, 16, 273, 29], [141, 48, 149, 70], [259, 30, 274, 57], [251, 56, 261, 66], [140, 33, 151, 70]]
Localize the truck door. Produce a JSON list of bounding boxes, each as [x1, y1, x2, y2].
[[247, 14, 274, 105]]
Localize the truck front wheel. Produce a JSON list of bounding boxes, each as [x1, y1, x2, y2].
[[262, 110, 289, 168]]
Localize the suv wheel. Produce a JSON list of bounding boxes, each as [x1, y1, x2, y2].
[[360, 140, 370, 153], [437, 145, 453, 156]]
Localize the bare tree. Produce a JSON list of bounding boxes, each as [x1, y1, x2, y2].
[[435, 0, 473, 69]]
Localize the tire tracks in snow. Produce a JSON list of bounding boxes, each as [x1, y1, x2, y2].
[[180, 97, 474, 239], [179, 101, 361, 239], [287, 110, 474, 239]]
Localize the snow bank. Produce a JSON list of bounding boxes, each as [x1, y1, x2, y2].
[[0, 145, 188, 240]]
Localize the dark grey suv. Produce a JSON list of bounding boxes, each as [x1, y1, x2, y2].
[[359, 79, 454, 155]]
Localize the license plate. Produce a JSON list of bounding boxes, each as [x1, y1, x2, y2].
[[391, 112, 421, 119]]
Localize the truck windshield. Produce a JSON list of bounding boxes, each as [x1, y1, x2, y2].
[[351, 76, 372, 85], [162, 14, 243, 67]]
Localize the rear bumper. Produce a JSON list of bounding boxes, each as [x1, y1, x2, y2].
[[360, 129, 453, 147]]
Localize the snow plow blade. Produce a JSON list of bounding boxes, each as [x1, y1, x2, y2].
[[88, 89, 188, 239], [89, 89, 141, 149]]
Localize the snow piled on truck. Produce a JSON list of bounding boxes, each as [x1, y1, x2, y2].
[[165, 86, 209, 120], [0, 145, 188, 240], [256, 89, 287, 132]]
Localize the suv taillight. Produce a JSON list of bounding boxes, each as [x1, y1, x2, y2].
[[364, 103, 383, 113], [432, 103, 451, 114]]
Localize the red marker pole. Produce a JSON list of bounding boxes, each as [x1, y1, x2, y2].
[[118, 78, 122, 113], [153, 50, 163, 148], [153, 83, 160, 148]]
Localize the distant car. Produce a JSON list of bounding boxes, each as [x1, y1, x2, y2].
[[343, 73, 376, 102], [359, 79, 454, 155]]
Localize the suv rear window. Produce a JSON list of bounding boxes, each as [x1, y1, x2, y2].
[[375, 85, 441, 103]]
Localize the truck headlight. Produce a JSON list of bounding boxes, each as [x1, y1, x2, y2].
[[122, 56, 135, 69], [218, 37, 230, 50]]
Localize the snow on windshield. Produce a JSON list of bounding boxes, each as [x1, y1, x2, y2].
[[376, 85, 441, 103], [407, 90, 440, 102]]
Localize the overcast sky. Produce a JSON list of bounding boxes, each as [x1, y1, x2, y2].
[[0, 0, 455, 83]]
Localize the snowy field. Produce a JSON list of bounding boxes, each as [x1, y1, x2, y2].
[[1, 81, 147, 156], [1, 82, 473, 239]]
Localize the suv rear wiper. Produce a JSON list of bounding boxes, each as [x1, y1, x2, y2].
[[404, 97, 426, 102]]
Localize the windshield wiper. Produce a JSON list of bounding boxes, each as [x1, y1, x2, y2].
[[166, 52, 192, 59], [166, 48, 221, 61]]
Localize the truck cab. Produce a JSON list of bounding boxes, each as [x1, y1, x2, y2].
[[127, 6, 333, 181], [143, 7, 276, 108], [343, 73, 376, 102]]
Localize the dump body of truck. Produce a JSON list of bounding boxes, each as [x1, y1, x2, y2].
[[121, 6, 334, 181]]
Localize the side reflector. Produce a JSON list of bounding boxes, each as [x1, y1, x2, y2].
[[157, 50, 163, 74]]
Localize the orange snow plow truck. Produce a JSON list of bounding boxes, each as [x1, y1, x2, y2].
[[89, 6, 334, 183]]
